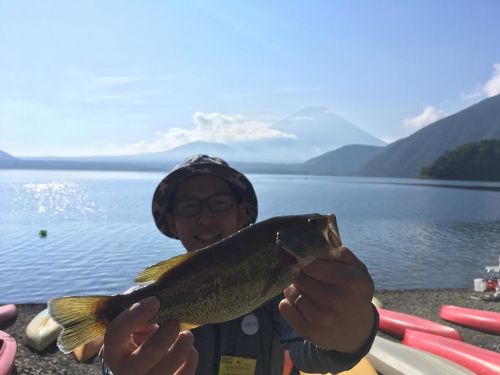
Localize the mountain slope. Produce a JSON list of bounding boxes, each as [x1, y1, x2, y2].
[[300, 145, 384, 175], [0, 150, 16, 160], [274, 107, 385, 147], [219, 108, 386, 163], [244, 107, 385, 162], [27, 142, 235, 163], [130, 141, 235, 162], [355, 94, 500, 177]]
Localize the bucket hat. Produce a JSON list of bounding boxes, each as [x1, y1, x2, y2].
[[152, 154, 258, 238]]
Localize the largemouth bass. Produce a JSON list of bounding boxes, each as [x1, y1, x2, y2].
[[48, 213, 343, 354]]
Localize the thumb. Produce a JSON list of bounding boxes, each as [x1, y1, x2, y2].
[[105, 296, 161, 351]]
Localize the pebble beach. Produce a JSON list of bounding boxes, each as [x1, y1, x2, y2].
[[1, 289, 499, 374]]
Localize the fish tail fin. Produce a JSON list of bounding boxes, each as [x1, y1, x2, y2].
[[48, 295, 110, 354]]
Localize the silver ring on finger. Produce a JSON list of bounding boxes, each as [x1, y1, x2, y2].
[[293, 294, 305, 307]]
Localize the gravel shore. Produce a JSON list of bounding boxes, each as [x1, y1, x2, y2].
[[1, 289, 499, 374]]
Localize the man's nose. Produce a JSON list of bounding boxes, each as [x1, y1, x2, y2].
[[196, 203, 216, 223]]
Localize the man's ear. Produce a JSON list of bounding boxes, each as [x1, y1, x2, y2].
[[167, 212, 178, 238], [236, 202, 247, 229]]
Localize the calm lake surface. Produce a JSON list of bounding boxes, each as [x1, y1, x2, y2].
[[1, 169, 500, 303]]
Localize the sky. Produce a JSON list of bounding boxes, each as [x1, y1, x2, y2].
[[1, 1, 500, 157]]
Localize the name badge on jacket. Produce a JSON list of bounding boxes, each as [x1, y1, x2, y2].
[[219, 355, 257, 375]]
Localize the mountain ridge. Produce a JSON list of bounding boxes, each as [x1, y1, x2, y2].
[[355, 94, 500, 177], [2, 107, 385, 164], [300, 145, 384, 175], [0, 150, 16, 160], [2, 97, 499, 180]]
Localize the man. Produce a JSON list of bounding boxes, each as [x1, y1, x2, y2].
[[102, 155, 378, 375]]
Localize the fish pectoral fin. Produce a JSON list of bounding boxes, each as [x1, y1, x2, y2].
[[134, 253, 195, 283], [260, 266, 282, 298], [179, 322, 200, 331]]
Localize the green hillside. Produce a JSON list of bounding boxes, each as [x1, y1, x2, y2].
[[355, 94, 500, 177], [419, 139, 500, 181]]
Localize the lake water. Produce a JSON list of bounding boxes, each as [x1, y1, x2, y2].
[[1, 169, 500, 303]]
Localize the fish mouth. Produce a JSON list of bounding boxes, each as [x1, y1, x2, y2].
[[324, 214, 342, 249], [276, 214, 342, 266]]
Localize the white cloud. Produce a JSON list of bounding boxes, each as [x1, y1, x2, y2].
[[460, 88, 483, 101], [124, 112, 296, 154], [402, 106, 446, 131], [64, 67, 173, 87], [461, 63, 500, 100], [483, 63, 500, 97], [58, 67, 169, 105]]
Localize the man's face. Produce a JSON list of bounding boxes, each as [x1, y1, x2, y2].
[[167, 174, 247, 252]]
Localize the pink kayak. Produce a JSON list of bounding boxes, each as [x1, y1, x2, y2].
[[440, 305, 500, 335], [0, 305, 16, 325], [0, 330, 16, 375], [403, 329, 500, 375], [378, 307, 462, 340]]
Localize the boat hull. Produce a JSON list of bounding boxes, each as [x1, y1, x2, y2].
[[403, 329, 500, 375], [0, 305, 16, 325], [0, 330, 16, 375], [378, 307, 461, 340], [371, 297, 382, 309], [440, 305, 500, 335], [367, 335, 474, 375], [73, 335, 104, 362], [25, 308, 62, 352]]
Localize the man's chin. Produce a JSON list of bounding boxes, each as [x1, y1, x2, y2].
[[192, 237, 221, 250]]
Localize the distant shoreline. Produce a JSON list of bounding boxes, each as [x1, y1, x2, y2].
[[2, 164, 500, 192], [348, 178, 500, 192]]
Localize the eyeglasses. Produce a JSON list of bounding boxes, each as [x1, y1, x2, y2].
[[174, 194, 236, 217]]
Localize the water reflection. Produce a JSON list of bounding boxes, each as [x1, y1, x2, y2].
[[11, 181, 97, 218], [1, 171, 500, 302]]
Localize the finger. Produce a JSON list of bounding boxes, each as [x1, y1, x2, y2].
[[174, 347, 198, 375], [283, 285, 328, 320], [283, 284, 303, 306], [149, 330, 195, 375], [303, 247, 368, 279], [290, 273, 342, 304], [133, 320, 182, 373], [301, 258, 368, 286], [130, 324, 158, 347], [104, 296, 161, 360], [339, 247, 369, 273], [278, 298, 312, 341]]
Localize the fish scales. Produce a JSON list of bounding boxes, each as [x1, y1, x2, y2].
[[48, 213, 342, 353]]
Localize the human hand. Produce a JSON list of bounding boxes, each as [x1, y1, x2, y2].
[[279, 246, 375, 353], [102, 296, 198, 375]]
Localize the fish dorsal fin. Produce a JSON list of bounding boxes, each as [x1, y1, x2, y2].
[[179, 322, 200, 331], [134, 253, 194, 283]]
